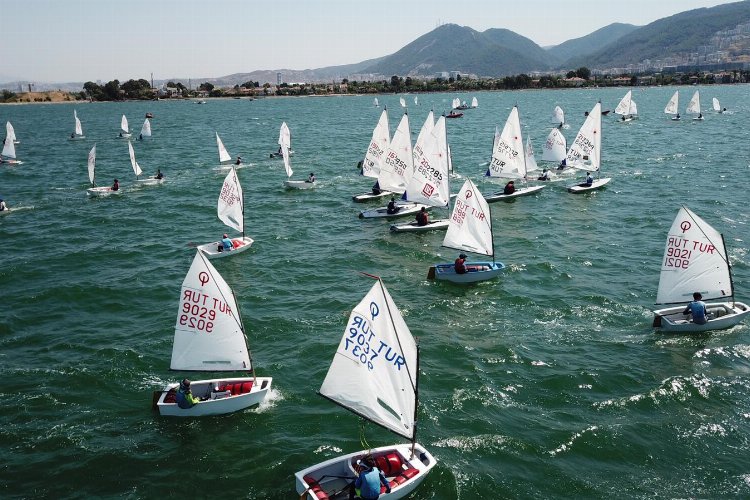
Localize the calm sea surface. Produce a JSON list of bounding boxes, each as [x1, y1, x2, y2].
[[1, 86, 749, 499]]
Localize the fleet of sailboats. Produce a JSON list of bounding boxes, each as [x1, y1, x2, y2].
[[652, 206, 749, 332], [196, 167, 254, 259], [294, 276, 436, 498]]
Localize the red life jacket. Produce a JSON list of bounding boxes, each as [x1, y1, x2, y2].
[[454, 258, 467, 274]]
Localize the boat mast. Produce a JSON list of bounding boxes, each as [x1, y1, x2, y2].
[[442, 110, 451, 211], [238, 168, 245, 240], [721, 233, 736, 307], [517, 104, 528, 186], [232, 287, 256, 382], [410, 343, 421, 459]]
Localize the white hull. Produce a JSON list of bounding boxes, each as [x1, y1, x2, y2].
[[352, 190, 395, 203], [118, 133, 132, 138], [390, 219, 450, 233], [156, 376, 272, 417], [295, 443, 436, 500], [653, 302, 749, 333], [429, 262, 505, 283], [359, 203, 429, 219], [136, 178, 165, 186], [68, 136, 86, 140], [284, 180, 316, 190], [567, 178, 611, 193], [485, 184, 545, 202], [0, 159, 23, 165], [197, 236, 254, 259], [693, 117, 704, 121], [87, 187, 120, 197]]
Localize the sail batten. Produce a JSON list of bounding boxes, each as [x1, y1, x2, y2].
[[319, 279, 418, 440]]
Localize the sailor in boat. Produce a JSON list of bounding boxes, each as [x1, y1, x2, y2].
[[306, 172, 315, 183], [557, 158, 567, 171], [218, 233, 234, 253], [70, 132, 75, 139], [578, 172, 594, 188], [538, 168, 550, 181], [353, 455, 391, 500], [235, 156, 242, 165], [416, 206, 429, 226], [676, 113, 681, 120], [698, 113, 703, 120], [503, 180, 516, 195], [0, 198, 7, 211], [682, 292, 708, 325], [372, 181, 382, 195], [155, 169, 164, 180], [722, 108, 727, 113], [138, 133, 143, 141], [455, 254, 468, 274], [119, 132, 123, 138], [386, 197, 400, 215], [175, 379, 201, 409], [111, 179, 120, 191]]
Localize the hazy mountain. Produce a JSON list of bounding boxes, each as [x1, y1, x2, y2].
[[546, 23, 639, 64], [361, 24, 554, 78], [567, 1, 750, 68], [482, 28, 561, 67]]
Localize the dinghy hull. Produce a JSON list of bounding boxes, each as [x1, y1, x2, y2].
[[197, 236, 254, 259], [359, 203, 429, 219], [567, 178, 611, 193], [87, 187, 120, 197], [295, 443, 436, 500], [485, 185, 545, 202], [429, 262, 505, 283], [156, 376, 272, 417], [390, 219, 449, 233], [284, 180, 316, 190], [352, 190, 395, 203], [653, 302, 749, 333]]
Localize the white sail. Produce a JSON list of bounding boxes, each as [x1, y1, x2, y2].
[[525, 135, 539, 174], [414, 96, 418, 105], [630, 101, 638, 116], [278, 122, 293, 178], [452, 97, 461, 109], [471, 97, 478, 108], [404, 115, 449, 207], [361, 109, 390, 179], [412, 110, 434, 163], [542, 128, 567, 162], [373, 97, 379, 107], [2, 136, 15, 159], [74, 110, 83, 136], [140, 119, 152, 137], [443, 178, 493, 257], [171, 251, 251, 371], [566, 102, 601, 171], [217, 167, 244, 233], [614, 90, 633, 116], [6, 121, 16, 143], [128, 141, 143, 177], [686, 91, 701, 115], [656, 206, 733, 305], [664, 91, 679, 115], [87, 145, 96, 185], [486, 106, 526, 179], [399, 97, 406, 108], [552, 105, 565, 125], [447, 143, 453, 174], [216, 132, 232, 163], [319, 278, 417, 440], [120, 115, 129, 134], [377, 112, 413, 193], [712, 97, 721, 112]]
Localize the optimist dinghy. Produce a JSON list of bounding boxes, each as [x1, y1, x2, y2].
[[86, 145, 121, 197]]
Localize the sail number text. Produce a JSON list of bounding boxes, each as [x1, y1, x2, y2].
[[664, 236, 717, 269], [345, 314, 406, 372], [178, 289, 233, 334]]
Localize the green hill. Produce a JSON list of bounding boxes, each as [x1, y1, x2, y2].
[[547, 23, 639, 64]]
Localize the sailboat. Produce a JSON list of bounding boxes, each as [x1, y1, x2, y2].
[[652, 206, 749, 333], [712, 97, 724, 113], [128, 141, 162, 185], [399, 97, 407, 108], [664, 91, 680, 120], [139, 118, 152, 139], [353, 108, 394, 202], [1, 136, 22, 164], [447, 97, 463, 118], [374, 97, 380, 108], [196, 167, 254, 259], [566, 102, 610, 193], [279, 122, 314, 189], [687, 90, 703, 120], [552, 105, 565, 128], [614, 90, 636, 122], [270, 124, 294, 158], [428, 178, 505, 283], [359, 111, 429, 219], [69, 110, 85, 140], [390, 113, 451, 232], [215, 132, 235, 168], [6, 121, 19, 145], [414, 95, 419, 106], [484, 105, 545, 201], [541, 127, 568, 174], [294, 275, 436, 499], [471, 96, 478, 108], [154, 250, 272, 416], [86, 144, 119, 197], [119, 115, 131, 138]]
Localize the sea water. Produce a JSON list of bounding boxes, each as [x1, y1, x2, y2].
[[1, 86, 749, 498]]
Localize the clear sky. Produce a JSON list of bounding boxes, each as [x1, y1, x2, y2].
[[3, 0, 740, 83]]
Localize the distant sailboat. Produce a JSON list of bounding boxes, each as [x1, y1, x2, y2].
[[139, 118, 152, 139], [279, 122, 313, 189], [129, 141, 162, 185], [614, 90, 636, 122], [215, 132, 233, 167], [119, 115, 131, 138], [373, 97, 379, 108], [566, 102, 610, 193], [414, 95, 419, 105], [542, 128, 567, 165], [6, 121, 19, 145], [664, 91, 680, 120], [400, 97, 407, 108], [712, 97, 724, 113], [552, 105, 565, 128], [471, 96, 478, 108], [1, 136, 22, 164], [70, 110, 85, 140], [353, 108, 394, 202], [687, 90, 703, 120], [86, 144, 118, 197]]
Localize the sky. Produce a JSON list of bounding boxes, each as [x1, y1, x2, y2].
[[2, 0, 741, 83]]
